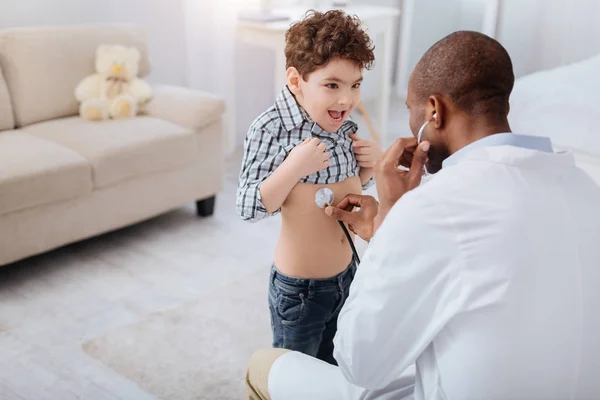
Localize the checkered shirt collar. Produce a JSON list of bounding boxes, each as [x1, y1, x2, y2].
[[275, 86, 357, 135]]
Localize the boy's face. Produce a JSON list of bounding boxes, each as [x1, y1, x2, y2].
[[288, 58, 363, 133]]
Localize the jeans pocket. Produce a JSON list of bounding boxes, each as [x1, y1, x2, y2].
[[276, 290, 308, 326]]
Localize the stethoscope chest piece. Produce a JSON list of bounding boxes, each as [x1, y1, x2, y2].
[[315, 187, 335, 209], [314, 187, 360, 263]]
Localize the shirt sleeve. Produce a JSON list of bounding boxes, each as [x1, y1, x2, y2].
[[236, 125, 287, 222], [333, 191, 464, 390]]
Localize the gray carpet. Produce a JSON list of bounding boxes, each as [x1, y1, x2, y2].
[[0, 146, 374, 399], [83, 267, 272, 400]]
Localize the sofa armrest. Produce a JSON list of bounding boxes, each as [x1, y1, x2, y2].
[[146, 84, 226, 131]]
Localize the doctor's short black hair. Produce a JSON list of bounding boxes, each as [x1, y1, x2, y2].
[[411, 31, 514, 119]]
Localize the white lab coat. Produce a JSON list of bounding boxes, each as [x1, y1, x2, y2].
[[269, 142, 600, 400]]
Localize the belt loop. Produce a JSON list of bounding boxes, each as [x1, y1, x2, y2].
[[270, 265, 276, 286]]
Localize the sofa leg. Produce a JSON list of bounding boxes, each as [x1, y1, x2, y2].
[[196, 196, 216, 217]]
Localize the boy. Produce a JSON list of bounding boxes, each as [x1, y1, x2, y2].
[[236, 10, 381, 365]]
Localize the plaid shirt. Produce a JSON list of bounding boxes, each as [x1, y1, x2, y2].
[[237, 86, 374, 222]]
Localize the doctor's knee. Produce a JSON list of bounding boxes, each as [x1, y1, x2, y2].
[[246, 348, 291, 400]]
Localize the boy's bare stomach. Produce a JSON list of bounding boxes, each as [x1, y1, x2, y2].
[[274, 176, 362, 279]]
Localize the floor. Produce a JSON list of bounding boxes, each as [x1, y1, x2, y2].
[[0, 150, 278, 400], [0, 98, 410, 400]]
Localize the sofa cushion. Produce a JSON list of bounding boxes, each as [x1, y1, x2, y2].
[[0, 65, 14, 131], [0, 131, 93, 216], [146, 85, 227, 131], [22, 117, 200, 189], [0, 24, 150, 127]]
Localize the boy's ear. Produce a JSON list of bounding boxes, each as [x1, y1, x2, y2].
[[286, 67, 303, 95]]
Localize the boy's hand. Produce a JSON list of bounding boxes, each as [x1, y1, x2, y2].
[[287, 137, 330, 178], [350, 133, 382, 168]]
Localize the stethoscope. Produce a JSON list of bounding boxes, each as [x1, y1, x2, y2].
[[416, 113, 437, 180], [315, 188, 360, 264], [311, 113, 436, 264]]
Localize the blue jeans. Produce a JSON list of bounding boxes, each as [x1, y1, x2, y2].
[[268, 257, 357, 365]]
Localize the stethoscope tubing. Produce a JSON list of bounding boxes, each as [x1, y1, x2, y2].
[[338, 220, 360, 264]]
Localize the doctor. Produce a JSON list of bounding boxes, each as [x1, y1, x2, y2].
[[245, 31, 600, 399]]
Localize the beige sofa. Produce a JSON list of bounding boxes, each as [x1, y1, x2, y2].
[[0, 24, 226, 267]]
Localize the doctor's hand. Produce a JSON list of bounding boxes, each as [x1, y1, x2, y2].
[[374, 137, 430, 230], [324, 194, 379, 242]]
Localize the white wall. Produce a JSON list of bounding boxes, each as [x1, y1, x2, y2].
[[395, 0, 461, 97], [395, 0, 500, 97], [395, 0, 600, 97], [104, 0, 187, 86], [0, 0, 187, 85], [185, 0, 270, 153], [497, 0, 600, 78], [0, 0, 107, 27]]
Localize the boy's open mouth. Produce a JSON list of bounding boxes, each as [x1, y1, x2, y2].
[[328, 110, 347, 122]]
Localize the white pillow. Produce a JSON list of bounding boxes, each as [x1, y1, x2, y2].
[[509, 53, 600, 157]]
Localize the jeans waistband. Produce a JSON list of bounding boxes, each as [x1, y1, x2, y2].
[[270, 256, 357, 289]]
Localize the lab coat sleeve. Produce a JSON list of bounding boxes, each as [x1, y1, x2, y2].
[[333, 191, 464, 391]]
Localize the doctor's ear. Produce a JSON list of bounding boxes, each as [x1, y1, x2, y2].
[[428, 95, 443, 128]]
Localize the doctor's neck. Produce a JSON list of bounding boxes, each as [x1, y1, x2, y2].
[[446, 112, 512, 156]]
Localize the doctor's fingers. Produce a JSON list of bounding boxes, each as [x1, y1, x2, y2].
[[325, 204, 375, 240], [406, 141, 430, 187], [325, 195, 378, 221], [325, 205, 361, 228], [334, 194, 376, 212], [379, 137, 417, 171], [399, 151, 413, 169]]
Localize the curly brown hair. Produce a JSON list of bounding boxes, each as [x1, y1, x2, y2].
[[285, 10, 375, 79]]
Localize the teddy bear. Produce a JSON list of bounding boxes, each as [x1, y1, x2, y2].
[[75, 44, 152, 121]]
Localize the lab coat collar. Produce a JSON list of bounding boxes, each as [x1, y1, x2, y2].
[[442, 133, 554, 169]]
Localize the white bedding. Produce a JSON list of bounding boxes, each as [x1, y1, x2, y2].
[[509, 53, 600, 186], [509, 53, 600, 158]]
